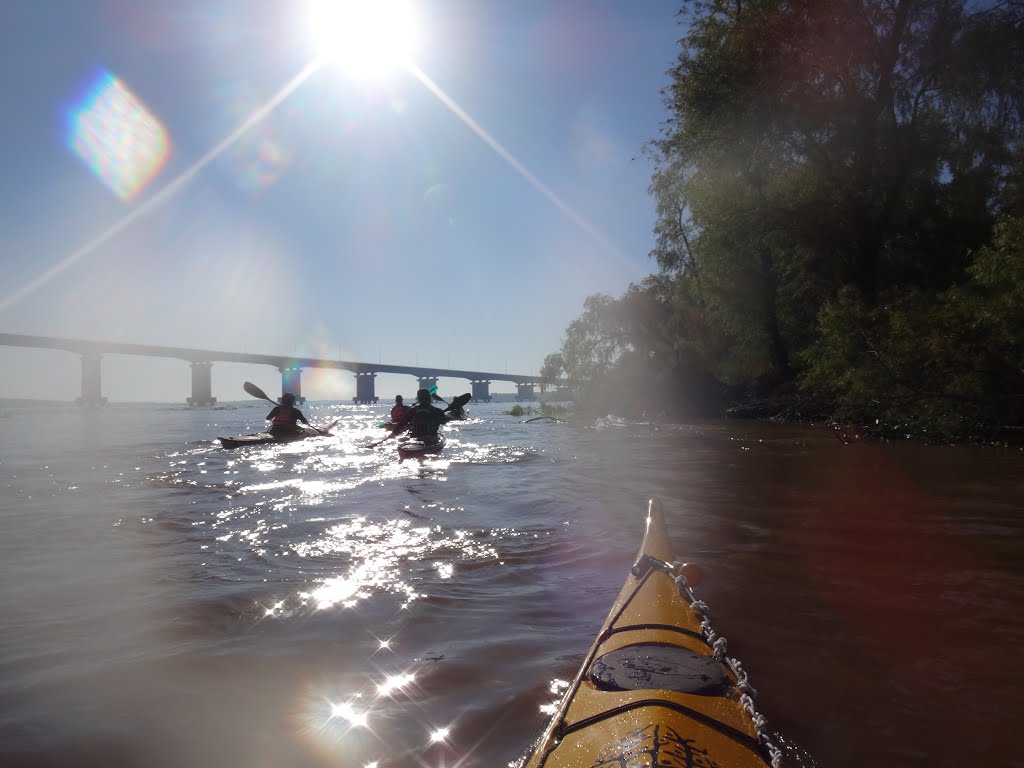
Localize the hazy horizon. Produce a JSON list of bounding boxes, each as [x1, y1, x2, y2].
[[1, 1, 682, 402]]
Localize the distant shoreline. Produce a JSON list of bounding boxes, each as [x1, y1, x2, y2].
[[0, 394, 561, 407]]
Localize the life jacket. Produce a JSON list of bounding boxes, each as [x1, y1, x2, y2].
[[273, 406, 298, 427], [391, 403, 408, 421], [409, 404, 439, 437]]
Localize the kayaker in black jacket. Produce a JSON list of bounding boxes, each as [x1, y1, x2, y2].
[[266, 393, 309, 436], [395, 388, 450, 438]]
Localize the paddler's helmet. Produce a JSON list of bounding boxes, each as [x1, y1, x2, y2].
[[416, 388, 431, 405], [281, 393, 296, 406]]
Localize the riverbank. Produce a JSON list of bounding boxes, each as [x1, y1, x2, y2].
[[723, 388, 1024, 447]]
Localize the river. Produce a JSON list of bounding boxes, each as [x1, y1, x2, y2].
[[1, 400, 1021, 767]]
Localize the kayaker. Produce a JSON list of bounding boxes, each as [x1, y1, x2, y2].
[[266, 392, 310, 436], [395, 388, 451, 438], [390, 395, 409, 423]]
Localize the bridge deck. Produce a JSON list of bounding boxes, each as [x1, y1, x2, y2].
[[0, 333, 546, 384]]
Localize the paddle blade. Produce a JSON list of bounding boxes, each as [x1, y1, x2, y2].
[[368, 421, 409, 447], [318, 417, 342, 434], [243, 381, 276, 403], [445, 393, 472, 412]]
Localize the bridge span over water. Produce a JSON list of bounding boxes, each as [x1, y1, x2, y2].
[[0, 333, 551, 406]]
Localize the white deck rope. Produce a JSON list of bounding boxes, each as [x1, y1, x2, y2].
[[670, 560, 784, 768]]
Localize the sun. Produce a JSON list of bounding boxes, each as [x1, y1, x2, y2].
[[307, 0, 419, 80]]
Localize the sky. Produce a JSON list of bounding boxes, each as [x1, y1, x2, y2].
[[0, 0, 684, 403]]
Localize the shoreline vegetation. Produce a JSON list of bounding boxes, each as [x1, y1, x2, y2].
[[721, 389, 1024, 447], [506, 403, 573, 419], [521, 387, 1024, 447], [537, 1, 1022, 448]]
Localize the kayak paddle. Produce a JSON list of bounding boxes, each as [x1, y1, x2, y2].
[[243, 381, 277, 404], [367, 425, 407, 448], [443, 393, 472, 413], [315, 417, 343, 435]]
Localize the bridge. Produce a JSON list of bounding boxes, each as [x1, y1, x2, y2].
[[0, 333, 554, 406]]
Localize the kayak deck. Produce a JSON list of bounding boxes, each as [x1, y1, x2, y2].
[[218, 426, 329, 449], [520, 499, 780, 768], [396, 433, 446, 459]]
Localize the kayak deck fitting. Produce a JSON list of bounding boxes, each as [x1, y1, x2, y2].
[[519, 499, 784, 768]]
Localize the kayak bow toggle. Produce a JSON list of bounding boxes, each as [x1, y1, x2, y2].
[[631, 554, 704, 589]]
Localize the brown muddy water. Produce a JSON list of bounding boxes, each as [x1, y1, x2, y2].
[[1, 402, 1021, 767]]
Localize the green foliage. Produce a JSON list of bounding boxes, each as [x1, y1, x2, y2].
[[539, 353, 565, 395], [540, 402, 573, 417], [650, 0, 1021, 353], [544, 1, 1022, 437], [547, 275, 727, 418], [506, 403, 574, 418], [801, 216, 1024, 438], [539, 0, 1023, 438]]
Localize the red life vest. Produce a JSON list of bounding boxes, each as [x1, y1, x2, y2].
[[273, 406, 297, 426]]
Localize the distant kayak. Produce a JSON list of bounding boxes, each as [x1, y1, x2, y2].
[[520, 498, 784, 768], [396, 433, 446, 459], [218, 425, 332, 449]]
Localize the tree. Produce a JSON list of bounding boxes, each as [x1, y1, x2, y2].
[[547, 278, 727, 417], [542, 1, 1022, 435], [800, 216, 1024, 437], [641, 0, 1023, 422], [538, 353, 565, 395]]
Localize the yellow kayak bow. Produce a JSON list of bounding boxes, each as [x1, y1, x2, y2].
[[520, 499, 782, 768]]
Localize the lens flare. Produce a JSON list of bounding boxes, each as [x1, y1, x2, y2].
[[67, 70, 170, 201]]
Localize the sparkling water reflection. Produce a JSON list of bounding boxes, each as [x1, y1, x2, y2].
[[0, 401, 1021, 768]]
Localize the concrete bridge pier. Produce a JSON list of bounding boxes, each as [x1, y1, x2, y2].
[[76, 351, 107, 407], [471, 380, 492, 403], [417, 376, 439, 393], [280, 366, 304, 404], [187, 362, 216, 406], [515, 382, 535, 402], [353, 372, 378, 404]]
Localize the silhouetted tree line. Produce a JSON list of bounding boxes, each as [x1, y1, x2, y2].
[[542, 0, 1023, 441]]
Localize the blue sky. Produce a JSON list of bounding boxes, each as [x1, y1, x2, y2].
[[0, 0, 683, 403]]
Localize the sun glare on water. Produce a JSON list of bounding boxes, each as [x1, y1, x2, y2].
[[307, 0, 419, 80]]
